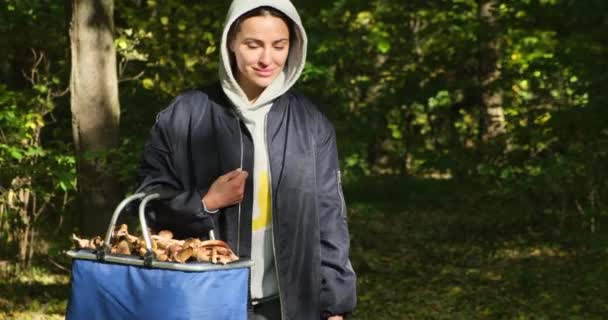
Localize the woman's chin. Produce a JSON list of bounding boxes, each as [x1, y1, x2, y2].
[[252, 77, 276, 90], [239, 72, 281, 96]]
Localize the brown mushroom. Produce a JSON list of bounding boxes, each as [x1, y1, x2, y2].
[[72, 234, 90, 249], [114, 224, 129, 239], [157, 230, 173, 240], [116, 239, 131, 255], [90, 236, 104, 249], [174, 247, 193, 263]]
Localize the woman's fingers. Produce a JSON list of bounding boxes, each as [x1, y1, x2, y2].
[[221, 168, 243, 181], [231, 171, 248, 200], [204, 169, 249, 209], [235, 170, 249, 184], [238, 171, 248, 193]]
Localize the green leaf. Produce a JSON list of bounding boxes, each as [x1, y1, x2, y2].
[[10, 149, 23, 161], [205, 45, 216, 55], [33, 84, 48, 93], [117, 38, 128, 49], [377, 40, 391, 54], [142, 78, 155, 90]]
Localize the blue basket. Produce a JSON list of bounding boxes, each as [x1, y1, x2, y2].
[[66, 254, 250, 320], [66, 192, 251, 320]]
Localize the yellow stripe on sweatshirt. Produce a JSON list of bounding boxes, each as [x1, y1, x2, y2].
[[252, 171, 272, 231]]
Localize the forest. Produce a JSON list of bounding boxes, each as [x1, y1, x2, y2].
[[1, 0, 607, 319]]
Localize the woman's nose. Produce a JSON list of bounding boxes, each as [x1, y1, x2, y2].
[[259, 49, 272, 66]]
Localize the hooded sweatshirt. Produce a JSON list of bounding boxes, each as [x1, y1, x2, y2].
[[218, 0, 307, 300]]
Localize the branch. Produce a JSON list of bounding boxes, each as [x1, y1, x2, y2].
[[22, 48, 46, 86], [34, 199, 49, 218], [119, 71, 145, 83], [51, 86, 70, 98], [119, 56, 128, 77], [0, 127, 6, 143], [48, 256, 70, 273]]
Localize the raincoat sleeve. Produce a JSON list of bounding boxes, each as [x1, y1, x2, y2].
[[316, 115, 357, 316], [135, 95, 215, 237]]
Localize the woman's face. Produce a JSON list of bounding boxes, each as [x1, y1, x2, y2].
[[230, 15, 290, 99]]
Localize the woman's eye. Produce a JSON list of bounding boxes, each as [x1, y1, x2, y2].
[[274, 46, 285, 51]]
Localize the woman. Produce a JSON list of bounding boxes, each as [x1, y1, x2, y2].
[[136, 1, 356, 319]]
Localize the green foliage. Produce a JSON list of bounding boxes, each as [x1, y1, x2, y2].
[[0, 1, 74, 265], [0, 83, 76, 265], [115, 1, 229, 98]]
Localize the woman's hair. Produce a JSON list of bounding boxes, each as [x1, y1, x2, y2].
[[227, 6, 296, 49]]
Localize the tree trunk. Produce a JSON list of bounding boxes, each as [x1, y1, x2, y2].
[[6, 176, 32, 269], [478, 0, 505, 142], [70, 0, 121, 237]]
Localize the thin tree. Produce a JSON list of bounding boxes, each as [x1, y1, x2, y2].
[[69, 0, 121, 237], [478, 0, 506, 142]]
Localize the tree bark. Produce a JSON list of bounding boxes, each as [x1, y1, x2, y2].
[[70, 0, 121, 237], [5, 176, 33, 269], [478, 0, 506, 142]]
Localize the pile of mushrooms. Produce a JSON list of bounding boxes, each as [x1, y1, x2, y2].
[[72, 224, 239, 265]]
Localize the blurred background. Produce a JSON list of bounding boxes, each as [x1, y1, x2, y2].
[[1, 0, 607, 319]]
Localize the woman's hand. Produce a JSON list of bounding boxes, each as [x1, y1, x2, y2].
[[202, 169, 249, 211]]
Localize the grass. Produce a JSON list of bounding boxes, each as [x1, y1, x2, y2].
[[1, 176, 607, 319], [0, 265, 69, 320], [347, 176, 608, 319]]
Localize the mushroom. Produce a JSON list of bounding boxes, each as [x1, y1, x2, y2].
[[71, 228, 239, 264]]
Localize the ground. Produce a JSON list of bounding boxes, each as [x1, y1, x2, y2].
[[1, 176, 607, 319]]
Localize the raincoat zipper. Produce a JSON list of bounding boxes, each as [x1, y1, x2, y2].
[[236, 116, 244, 256]]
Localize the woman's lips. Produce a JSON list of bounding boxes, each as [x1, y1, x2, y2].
[[254, 68, 275, 78]]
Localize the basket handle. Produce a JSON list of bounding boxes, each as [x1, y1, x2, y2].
[[100, 192, 146, 259], [100, 190, 176, 262], [101, 189, 216, 267], [137, 191, 178, 266], [137, 190, 220, 266]]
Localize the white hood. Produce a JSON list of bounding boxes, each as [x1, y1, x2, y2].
[[218, 0, 308, 110]]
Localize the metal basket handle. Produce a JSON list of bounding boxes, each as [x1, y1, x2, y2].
[[99, 192, 146, 260], [99, 190, 175, 263], [137, 190, 178, 266], [101, 189, 216, 267]]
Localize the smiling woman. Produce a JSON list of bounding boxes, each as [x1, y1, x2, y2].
[[135, 1, 356, 319]]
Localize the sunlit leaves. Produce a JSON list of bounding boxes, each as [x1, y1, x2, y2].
[[0, 84, 76, 200], [301, 62, 328, 82], [205, 45, 216, 55], [142, 78, 154, 90], [428, 91, 452, 110], [115, 29, 150, 62], [115, 1, 227, 97], [376, 40, 390, 54]]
